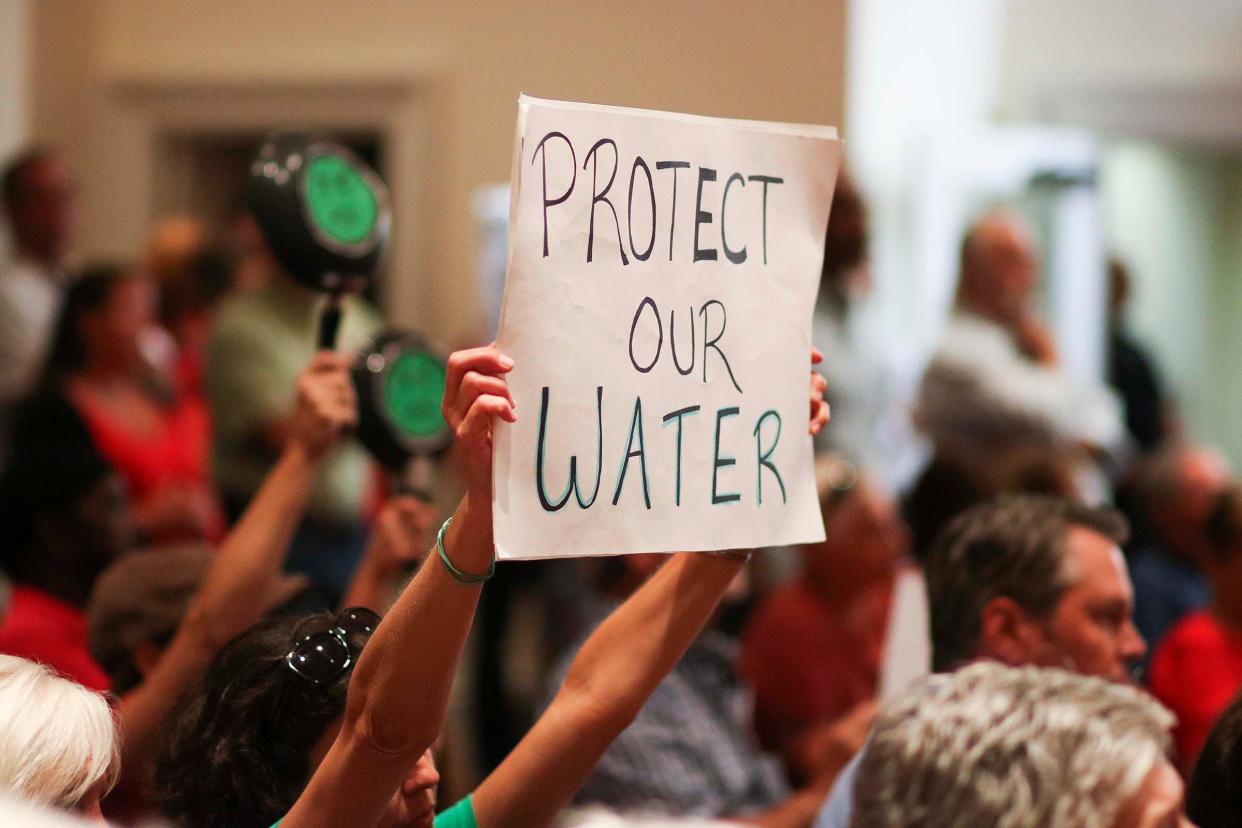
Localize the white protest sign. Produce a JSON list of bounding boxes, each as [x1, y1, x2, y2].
[[493, 95, 841, 560]]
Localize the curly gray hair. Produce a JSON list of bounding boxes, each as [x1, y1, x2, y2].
[[852, 662, 1174, 828]]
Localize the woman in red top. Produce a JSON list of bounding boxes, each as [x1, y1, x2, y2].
[[43, 263, 223, 542]]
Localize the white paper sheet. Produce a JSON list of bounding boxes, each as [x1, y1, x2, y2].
[[493, 95, 841, 560]]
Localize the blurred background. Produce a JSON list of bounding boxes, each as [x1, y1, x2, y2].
[[2, 0, 1240, 468], [5, 0, 1242, 809]]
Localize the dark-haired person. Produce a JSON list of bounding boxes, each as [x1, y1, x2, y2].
[[814, 493, 1147, 828], [86, 493, 433, 697], [0, 393, 132, 691], [1150, 485, 1242, 770], [0, 352, 357, 819], [0, 149, 76, 423], [155, 346, 830, 828], [46, 263, 223, 542], [1187, 688, 1242, 828]]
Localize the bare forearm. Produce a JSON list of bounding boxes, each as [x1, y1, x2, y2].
[[473, 552, 743, 828], [193, 444, 318, 641], [561, 553, 742, 722], [741, 784, 830, 828], [347, 497, 490, 740], [341, 552, 400, 612], [295, 497, 493, 827], [116, 445, 319, 773]]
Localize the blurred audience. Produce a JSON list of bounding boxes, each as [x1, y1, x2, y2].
[[1108, 257, 1176, 451], [740, 457, 905, 784], [917, 211, 1124, 484], [0, 394, 132, 690], [1150, 485, 1242, 770], [0, 655, 119, 819], [1, 351, 356, 823], [812, 171, 910, 485], [1187, 687, 1242, 828], [1130, 443, 1230, 657], [152, 344, 830, 828], [86, 544, 308, 696], [206, 235, 381, 606], [45, 263, 224, 543], [0, 150, 77, 442], [903, 440, 1080, 561], [925, 495, 1143, 681], [146, 217, 234, 400], [2, 116, 1239, 828], [544, 553, 829, 825], [815, 494, 1146, 828], [852, 662, 1188, 828]]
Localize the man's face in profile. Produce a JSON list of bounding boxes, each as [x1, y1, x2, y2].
[[1034, 526, 1146, 683]]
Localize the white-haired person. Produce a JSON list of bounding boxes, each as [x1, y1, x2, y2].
[[815, 493, 1149, 828], [0, 655, 119, 821], [852, 661, 1192, 828]]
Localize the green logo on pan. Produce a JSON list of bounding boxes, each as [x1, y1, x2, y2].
[[304, 156, 379, 246], [384, 351, 447, 439]]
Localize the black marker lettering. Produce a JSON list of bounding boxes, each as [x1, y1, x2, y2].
[[656, 161, 690, 261], [530, 132, 576, 258], [628, 297, 663, 373], [582, 139, 629, 265], [535, 386, 604, 511], [699, 299, 743, 393], [747, 174, 784, 265], [662, 405, 701, 506], [613, 396, 651, 509], [712, 406, 741, 505], [721, 172, 747, 264], [693, 167, 718, 262], [628, 156, 656, 261], [753, 410, 786, 505], [669, 307, 695, 376]]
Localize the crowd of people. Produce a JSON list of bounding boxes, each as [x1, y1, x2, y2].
[[0, 140, 1240, 828]]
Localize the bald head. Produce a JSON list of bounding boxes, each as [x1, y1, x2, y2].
[[1144, 444, 1230, 560], [957, 211, 1039, 325]]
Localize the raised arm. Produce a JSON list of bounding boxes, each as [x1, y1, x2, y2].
[[283, 346, 515, 828], [117, 352, 356, 775], [470, 353, 831, 828], [473, 551, 746, 828]]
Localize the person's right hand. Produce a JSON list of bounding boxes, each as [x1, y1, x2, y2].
[[441, 346, 516, 506], [288, 352, 358, 459]]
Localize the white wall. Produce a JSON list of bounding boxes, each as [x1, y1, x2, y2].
[[0, 0, 29, 262], [1001, 0, 1242, 141], [999, 0, 1242, 466], [0, 0, 27, 159], [27, 0, 847, 347], [1099, 144, 1225, 447], [845, 0, 1003, 357]]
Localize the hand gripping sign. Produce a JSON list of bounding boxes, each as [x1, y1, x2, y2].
[[493, 96, 841, 560]]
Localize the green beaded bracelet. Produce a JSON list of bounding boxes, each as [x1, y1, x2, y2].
[[436, 517, 495, 584]]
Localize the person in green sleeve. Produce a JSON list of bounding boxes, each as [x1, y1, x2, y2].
[[155, 347, 830, 828]]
